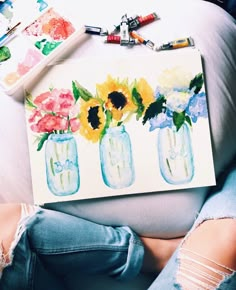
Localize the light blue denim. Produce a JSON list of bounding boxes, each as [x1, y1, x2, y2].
[[148, 159, 236, 290], [1, 163, 236, 290], [0, 208, 144, 290]]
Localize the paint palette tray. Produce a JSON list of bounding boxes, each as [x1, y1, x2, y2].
[[0, 3, 85, 95]]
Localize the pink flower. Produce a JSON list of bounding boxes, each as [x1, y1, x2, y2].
[[69, 118, 80, 133], [31, 114, 68, 133], [34, 91, 57, 112], [28, 109, 42, 123], [33, 89, 75, 117], [52, 88, 75, 117]]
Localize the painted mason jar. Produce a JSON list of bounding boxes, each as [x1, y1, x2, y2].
[[45, 133, 80, 196], [158, 123, 194, 184], [99, 125, 135, 189]]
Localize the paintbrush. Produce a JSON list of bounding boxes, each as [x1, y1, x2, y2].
[[0, 22, 21, 47]]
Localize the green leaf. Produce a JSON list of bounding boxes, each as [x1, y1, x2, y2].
[[132, 87, 145, 120], [72, 80, 93, 102], [37, 133, 50, 151], [142, 96, 166, 125], [173, 111, 185, 131], [50, 157, 55, 176], [25, 91, 37, 109], [117, 121, 124, 126], [189, 73, 204, 94], [72, 81, 80, 101], [185, 115, 192, 127], [100, 110, 112, 139]]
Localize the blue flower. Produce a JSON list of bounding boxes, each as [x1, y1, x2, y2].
[[143, 71, 206, 131], [186, 92, 208, 123], [149, 111, 173, 131]]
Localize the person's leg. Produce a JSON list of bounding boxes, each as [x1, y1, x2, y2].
[[176, 218, 236, 289], [139, 236, 182, 274], [26, 207, 144, 280], [0, 204, 22, 266], [0, 204, 145, 289], [147, 158, 236, 290]]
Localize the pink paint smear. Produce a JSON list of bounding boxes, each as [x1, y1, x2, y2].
[[4, 49, 43, 85], [23, 8, 75, 40]]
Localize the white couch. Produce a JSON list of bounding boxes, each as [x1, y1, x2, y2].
[[0, 1, 235, 289]]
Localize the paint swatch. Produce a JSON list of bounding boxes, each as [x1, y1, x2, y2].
[[23, 8, 75, 55], [0, 5, 85, 95]]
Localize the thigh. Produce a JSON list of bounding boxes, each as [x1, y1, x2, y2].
[[47, 189, 207, 239]]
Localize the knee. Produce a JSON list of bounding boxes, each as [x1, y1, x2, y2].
[[176, 218, 236, 290], [202, 218, 236, 253], [221, 218, 236, 258], [183, 218, 236, 269]]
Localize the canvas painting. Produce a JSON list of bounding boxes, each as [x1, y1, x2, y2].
[[25, 49, 216, 205]]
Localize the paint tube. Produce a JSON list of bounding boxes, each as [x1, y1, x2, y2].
[[129, 12, 160, 30], [130, 30, 157, 50], [111, 12, 159, 34], [104, 34, 139, 45], [120, 14, 130, 46], [85, 25, 108, 36], [156, 37, 195, 51], [111, 14, 138, 34]]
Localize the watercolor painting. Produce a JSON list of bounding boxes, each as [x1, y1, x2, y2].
[[25, 50, 216, 205]]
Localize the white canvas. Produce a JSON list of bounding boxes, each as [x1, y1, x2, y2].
[[25, 48, 216, 205]]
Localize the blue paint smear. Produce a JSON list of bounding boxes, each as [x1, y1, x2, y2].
[[0, 0, 49, 19], [37, 0, 48, 12], [0, 0, 14, 20]]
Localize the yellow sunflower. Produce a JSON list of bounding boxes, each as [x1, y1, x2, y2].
[[96, 75, 137, 122], [79, 98, 105, 143], [135, 78, 155, 109]]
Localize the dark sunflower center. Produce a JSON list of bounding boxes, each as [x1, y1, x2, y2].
[[108, 91, 127, 110], [88, 106, 100, 129]]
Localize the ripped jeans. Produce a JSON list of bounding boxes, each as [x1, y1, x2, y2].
[[0, 206, 144, 290], [1, 168, 236, 290], [148, 160, 236, 290]]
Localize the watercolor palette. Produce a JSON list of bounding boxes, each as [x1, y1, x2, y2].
[[0, 3, 85, 95]]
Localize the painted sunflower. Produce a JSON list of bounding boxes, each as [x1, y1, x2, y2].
[[79, 98, 105, 143], [132, 78, 155, 119], [135, 78, 155, 107], [96, 75, 137, 122]]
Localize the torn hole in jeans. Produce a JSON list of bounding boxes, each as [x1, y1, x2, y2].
[[0, 204, 38, 278], [176, 247, 235, 290]]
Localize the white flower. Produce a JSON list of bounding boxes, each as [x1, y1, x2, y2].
[[157, 66, 193, 96], [166, 90, 193, 113]]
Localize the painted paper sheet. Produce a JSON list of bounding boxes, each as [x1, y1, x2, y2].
[[25, 49, 216, 205]]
